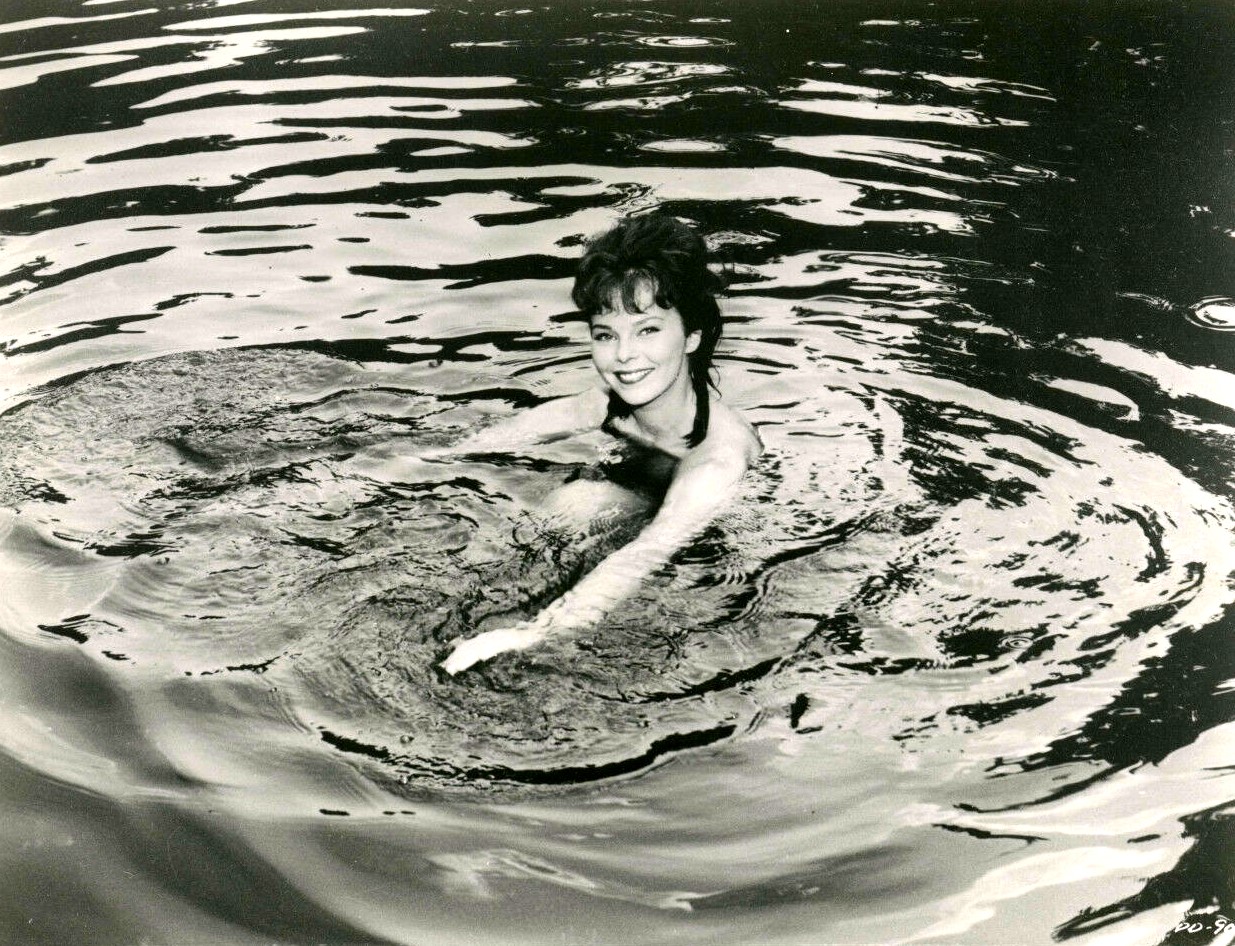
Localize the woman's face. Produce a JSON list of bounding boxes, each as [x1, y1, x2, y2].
[[589, 282, 700, 409]]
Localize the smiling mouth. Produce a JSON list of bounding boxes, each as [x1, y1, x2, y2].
[[613, 368, 654, 384]]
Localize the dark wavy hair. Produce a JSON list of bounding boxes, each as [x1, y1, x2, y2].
[[571, 213, 723, 447]]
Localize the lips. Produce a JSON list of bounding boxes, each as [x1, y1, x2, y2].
[[613, 368, 654, 385]]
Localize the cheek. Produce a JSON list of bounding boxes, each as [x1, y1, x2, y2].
[[652, 331, 688, 362]]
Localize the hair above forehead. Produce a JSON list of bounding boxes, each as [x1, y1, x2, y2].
[[590, 270, 669, 318], [571, 212, 717, 320]]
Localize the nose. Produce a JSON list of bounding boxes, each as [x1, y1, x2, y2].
[[615, 333, 636, 362]]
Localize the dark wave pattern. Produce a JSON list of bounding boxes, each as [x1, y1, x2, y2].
[[1, 2, 1234, 944]]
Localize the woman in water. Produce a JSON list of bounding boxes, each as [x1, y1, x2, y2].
[[441, 212, 761, 673]]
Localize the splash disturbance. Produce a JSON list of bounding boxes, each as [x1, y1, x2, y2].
[[1, 2, 1234, 945]]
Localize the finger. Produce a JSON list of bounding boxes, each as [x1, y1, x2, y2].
[[441, 640, 485, 675], [441, 627, 541, 676], [442, 630, 511, 674]]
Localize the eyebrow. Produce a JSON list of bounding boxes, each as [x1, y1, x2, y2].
[[590, 313, 665, 331]]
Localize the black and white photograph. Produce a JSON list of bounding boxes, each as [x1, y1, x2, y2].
[[0, 1, 1232, 944]]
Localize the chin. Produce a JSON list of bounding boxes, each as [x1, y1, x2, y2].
[[609, 383, 660, 409]]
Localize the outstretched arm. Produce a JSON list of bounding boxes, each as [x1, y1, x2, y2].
[[441, 437, 753, 674]]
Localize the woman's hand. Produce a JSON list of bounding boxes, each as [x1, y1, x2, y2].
[[441, 621, 548, 675]]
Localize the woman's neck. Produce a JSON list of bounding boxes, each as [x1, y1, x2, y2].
[[629, 368, 696, 445]]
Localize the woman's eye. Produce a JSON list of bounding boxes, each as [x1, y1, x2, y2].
[[638, 326, 660, 336], [591, 332, 613, 342]]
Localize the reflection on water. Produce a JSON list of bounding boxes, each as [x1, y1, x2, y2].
[[2, 2, 1234, 945]]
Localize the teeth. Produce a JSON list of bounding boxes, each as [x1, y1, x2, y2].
[[616, 369, 651, 382]]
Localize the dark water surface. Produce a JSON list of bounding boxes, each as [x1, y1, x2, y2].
[[2, 2, 1234, 944]]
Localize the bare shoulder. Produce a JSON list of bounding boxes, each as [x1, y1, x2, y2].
[[674, 398, 760, 480], [449, 386, 608, 454], [704, 397, 762, 465], [535, 387, 607, 427], [568, 385, 610, 425], [513, 386, 608, 439]]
